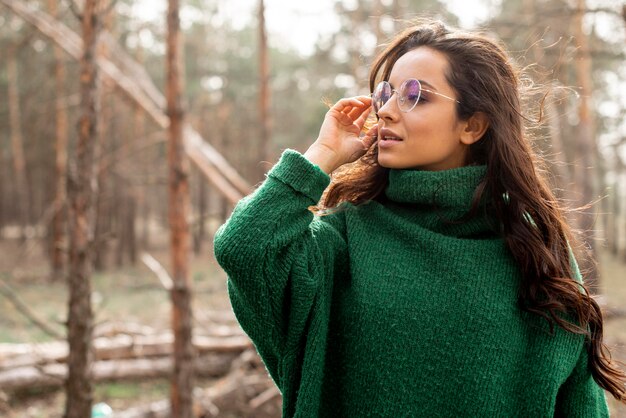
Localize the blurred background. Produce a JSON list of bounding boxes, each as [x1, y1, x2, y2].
[[0, 0, 624, 416]]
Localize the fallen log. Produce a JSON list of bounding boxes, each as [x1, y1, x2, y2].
[[0, 352, 241, 391], [0, 333, 250, 371], [112, 350, 281, 418], [112, 400, 169, 418]]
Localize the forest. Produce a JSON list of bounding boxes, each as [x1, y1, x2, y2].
[[0, 0, 625, 416]]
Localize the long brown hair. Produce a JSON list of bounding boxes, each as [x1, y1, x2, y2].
[[319, 20, 625, 402]]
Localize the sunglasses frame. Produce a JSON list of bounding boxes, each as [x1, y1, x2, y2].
[[372, 79, 460, 114]]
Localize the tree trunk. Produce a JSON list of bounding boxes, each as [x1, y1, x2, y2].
[[544, 98, 570, 195], [373, 0, 384, 48], [572, 0, 599, 290], [392, 0, 407, 33], [116, 195, 138, 265], [607, 177, 619, 256], [258, 0, 272, 180], [64, 1, 100, 416], [522, 0, 570, 195], [217, 107, 232, 226], [93, 86, 113, 271], [48, 0, 69, 280], [115, 194, 127, 268], [193, 167, 207, 256], [614, 154, 624, 256], [93, 9, 116, 271], [0, 143, 5, 232], [166, 1, 194, 417], [0, 0, 251, 204], [128, 197, 137, 263], [206, 102, 231, 231], [134, 44, 150, 251], [6, 46, 31, 239]]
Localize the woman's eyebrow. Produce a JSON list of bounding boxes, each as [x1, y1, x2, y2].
[[419, 79, 439, 91], [389, 78, 440, 91]]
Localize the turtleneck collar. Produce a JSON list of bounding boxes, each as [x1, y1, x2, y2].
[[384, 165, 495, 237], [386, 165, 487, 207]]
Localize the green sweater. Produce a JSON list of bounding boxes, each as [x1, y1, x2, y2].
[[213, 149, 609, 417]]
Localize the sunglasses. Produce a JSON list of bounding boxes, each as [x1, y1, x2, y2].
[[372, 78, 460, 114]]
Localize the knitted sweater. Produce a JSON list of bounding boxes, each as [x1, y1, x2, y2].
[[213, 149, 609, 417]]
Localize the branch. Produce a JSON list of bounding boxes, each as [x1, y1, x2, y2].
[[140, 252, 173, 290], [66, 0, 82, 20], [249, 386, 281, 409], [0, 276, 65, 339], [0, 0, 252, 203]]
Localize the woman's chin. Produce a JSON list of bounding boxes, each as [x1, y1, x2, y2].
[[377, 155, 402, 169]]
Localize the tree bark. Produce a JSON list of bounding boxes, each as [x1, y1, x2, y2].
[[0, 142, 5, 232], [607, 177, 619, 255], [258, 0, 272, 180], [166, 1, 194, 417], [544, 97, 570, 194], [48, 0, 69, 280], [93, 84, 113, 271], [392, 0, 407, 32], [99, 10, 117, 270], [134, 44, 150, 251], [193, 166, 207, 256], [572, 0, 599, 290], [6, 46, 31, 239], [373, 0, 385, 48], [521, 0, 571, 195], [217, 107, 232, 225], [64, 1, 100, 416], [614, 153, 624, 256]]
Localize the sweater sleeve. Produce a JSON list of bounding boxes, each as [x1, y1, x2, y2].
[[555, 251, 609, 417], [213, 149, 348, 388], [554, 344, 609, 417]]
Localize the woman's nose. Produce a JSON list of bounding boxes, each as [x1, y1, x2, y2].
[[376, 94, 399, 122]]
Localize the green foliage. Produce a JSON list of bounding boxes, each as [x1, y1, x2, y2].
[[94, 380, 169, 400]]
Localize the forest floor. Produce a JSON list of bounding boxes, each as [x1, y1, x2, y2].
[[0, 236, 624, 417], [0, 234, 265, 417]]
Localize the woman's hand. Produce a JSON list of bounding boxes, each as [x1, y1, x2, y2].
[[304, 96, 378, 174]]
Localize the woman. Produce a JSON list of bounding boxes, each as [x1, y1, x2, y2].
[[214, 20, 625, 417]]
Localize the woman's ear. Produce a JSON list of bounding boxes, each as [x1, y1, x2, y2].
[[460, 112, 489, 145]]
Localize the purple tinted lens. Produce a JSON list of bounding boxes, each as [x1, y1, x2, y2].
[[373, 81, 391, 113], [399, 79, 421, 112]]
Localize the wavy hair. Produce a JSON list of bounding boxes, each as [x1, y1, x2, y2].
[[318, 20, 625, 402]]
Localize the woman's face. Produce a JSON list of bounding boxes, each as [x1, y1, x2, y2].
[[376, 46, 469, 171]]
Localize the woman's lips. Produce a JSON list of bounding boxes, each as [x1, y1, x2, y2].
[[378, 128, 403, 147], [378, 138, 402, 148]]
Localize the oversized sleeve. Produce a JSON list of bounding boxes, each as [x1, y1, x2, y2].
[[554, 344, 609, 417], [554, 251, 610, 417], [212, 149, 348, 388]]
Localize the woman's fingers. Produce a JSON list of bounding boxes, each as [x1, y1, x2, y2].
[[346, 106, 365, 122], [353, 106, 372, 130], [361, 125, 378, 149], [333, 96, 371, 113], [324, 95, 373, 138], [344, 99, 373, 126], [330, 106, 371, 130]]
